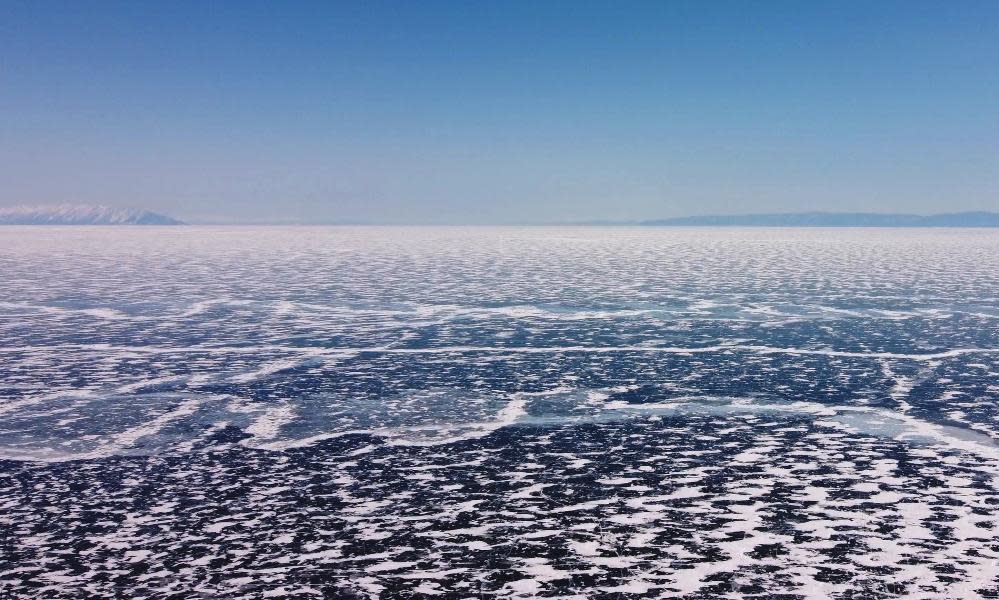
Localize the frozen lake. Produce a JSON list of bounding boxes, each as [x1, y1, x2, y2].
[[2, 226, 999, 598]]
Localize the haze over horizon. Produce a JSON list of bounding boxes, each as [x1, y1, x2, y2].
[[2, 1, 998, 224]]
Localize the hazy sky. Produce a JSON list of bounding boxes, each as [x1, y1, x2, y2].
[[2, 1, 997, 223]]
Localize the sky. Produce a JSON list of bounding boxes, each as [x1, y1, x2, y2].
[[1, 1, 997, 224]]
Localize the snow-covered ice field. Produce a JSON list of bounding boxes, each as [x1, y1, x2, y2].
[[1, 226, 999, 598]]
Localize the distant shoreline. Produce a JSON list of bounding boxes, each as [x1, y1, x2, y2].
[[3, 208, 998, 227], [192, 210, 999, 227]]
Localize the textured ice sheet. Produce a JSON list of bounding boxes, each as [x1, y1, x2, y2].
[[1, 226, 999, 598]]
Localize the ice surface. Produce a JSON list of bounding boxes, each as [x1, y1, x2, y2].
[[1, 226, 999, 598]]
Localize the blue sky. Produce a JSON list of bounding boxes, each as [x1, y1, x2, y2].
[[1, 1, 997, 223]]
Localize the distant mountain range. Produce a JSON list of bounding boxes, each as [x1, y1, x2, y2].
[[639, 211, 999, 227], [0, 204, 183, 225]]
